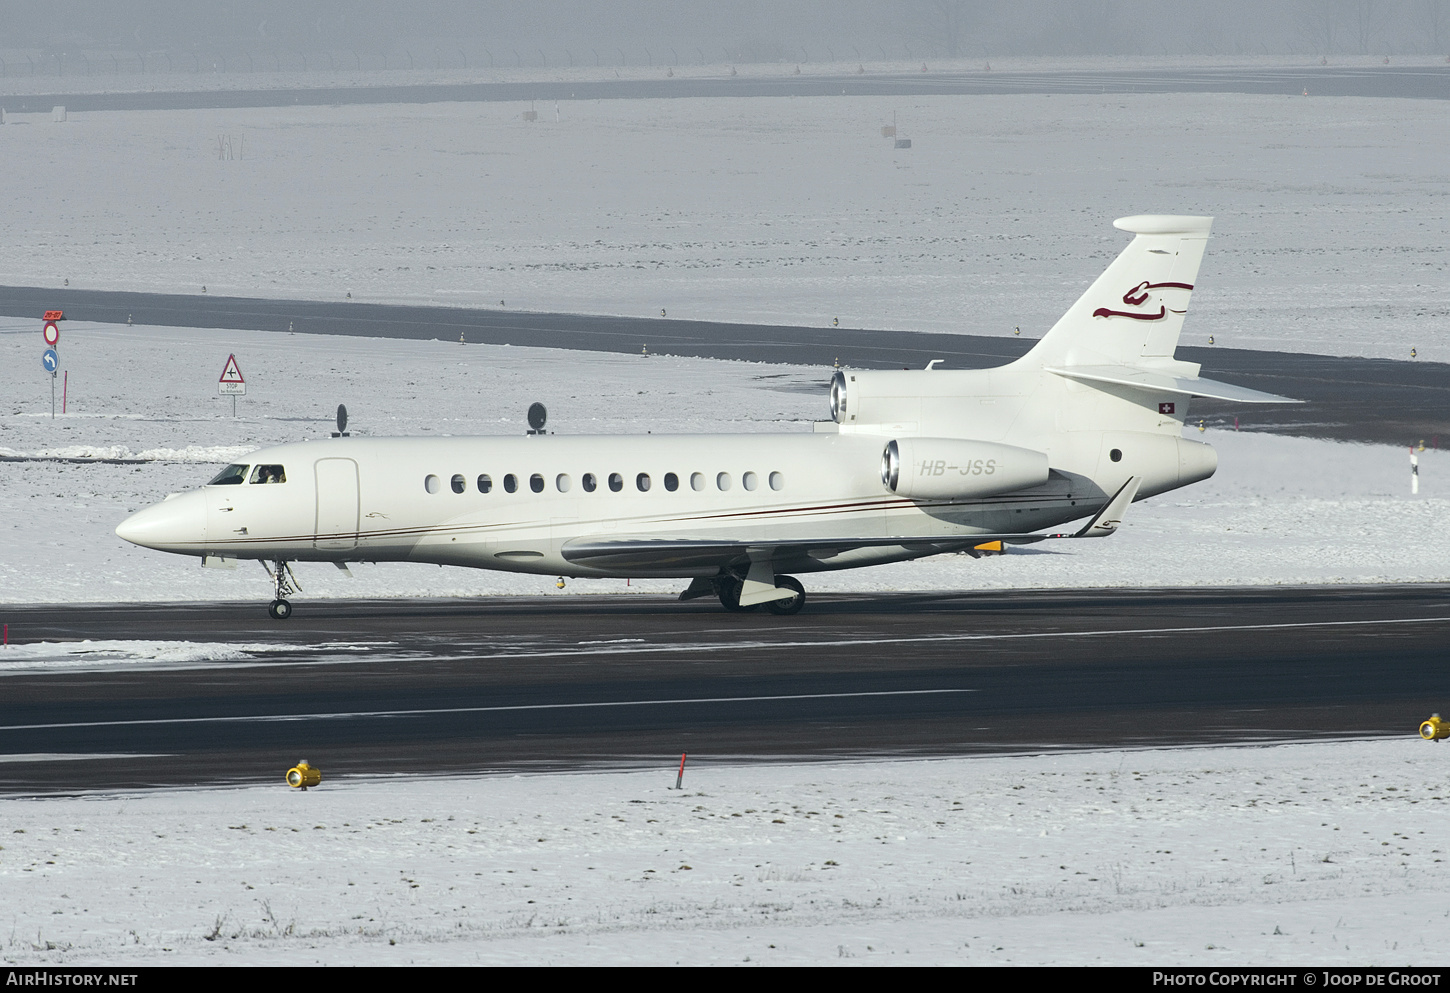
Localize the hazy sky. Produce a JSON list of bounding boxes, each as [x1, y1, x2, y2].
[[1, 1, 1445, 60]]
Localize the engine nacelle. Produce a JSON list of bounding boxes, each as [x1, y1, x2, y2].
[[880, 438, 1050, 499], [831, 367, 994, 428]]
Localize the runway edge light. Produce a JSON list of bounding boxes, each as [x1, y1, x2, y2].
[[1419, 714, 1447, 741], [287, 759, 321, 789]]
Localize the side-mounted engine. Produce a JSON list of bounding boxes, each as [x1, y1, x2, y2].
[[880, 438, 1049, 499]]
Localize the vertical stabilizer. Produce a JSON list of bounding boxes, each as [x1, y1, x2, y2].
[[1025, 215, 1212, 368]]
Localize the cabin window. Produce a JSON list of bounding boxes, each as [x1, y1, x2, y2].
[[208, 464, 249, 486], [1110, 448, 1123, 463], [556, 473, 572, 493], [582, 473, 597, 492], [425, 474, 441, 494], [608, 472, 623, 492], [664, 472, 679, 492], [769, 471, 784, 491], [716, 472, 732, 491], [742, 471, 758, 491], [249, 464, 287, 484], [636, 473, 651, 492], [451, 474, 466, 494], [478, 474, 492, 493], [530, 473, 545, 493], [504, 473, 518, 493], [690, 472, 705, 492]]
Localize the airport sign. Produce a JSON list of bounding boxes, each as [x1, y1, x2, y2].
[[218, 353, 246, 396]]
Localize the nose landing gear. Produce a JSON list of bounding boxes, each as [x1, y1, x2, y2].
[[262, 559, 300, 620]]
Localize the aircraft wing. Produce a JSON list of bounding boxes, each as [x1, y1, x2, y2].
[[562, 533, 1023, 571], [561, 478, 1142, 571]]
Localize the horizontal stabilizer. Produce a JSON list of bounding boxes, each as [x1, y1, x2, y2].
[[1046, 364, 1300, 404]]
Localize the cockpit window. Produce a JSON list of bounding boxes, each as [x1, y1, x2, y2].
[[208, 464, 249, 486], [249, 464, 287, 484]]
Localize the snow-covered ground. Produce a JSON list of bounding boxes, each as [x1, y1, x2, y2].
[[0, 318, 1444, 604], [2, 88, 1446, 360], [2, 739, 1447, 965]]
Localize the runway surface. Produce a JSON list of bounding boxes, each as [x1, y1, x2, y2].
[[4, 65, 1447, 114], [3, 284, 1446, 447], [2, 585, 1446, 794]]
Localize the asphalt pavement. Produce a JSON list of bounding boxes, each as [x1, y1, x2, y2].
[[2, 585, 1446, 794]]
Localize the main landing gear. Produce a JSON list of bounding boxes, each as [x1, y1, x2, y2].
[[262, 559, 300, 620], [715, 574, 806, 615]]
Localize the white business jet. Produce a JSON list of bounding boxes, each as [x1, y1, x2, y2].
[[116, 215, 1295, 619]]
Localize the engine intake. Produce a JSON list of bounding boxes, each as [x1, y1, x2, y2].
[[881, 438, 1050, 499]]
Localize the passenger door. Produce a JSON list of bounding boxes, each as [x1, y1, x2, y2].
[[314, 458, 359, 551]]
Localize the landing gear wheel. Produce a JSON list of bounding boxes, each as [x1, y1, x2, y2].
[[263, 559, 300, 620], [716, 576, 757, 613], [765, 575, 806, 615]]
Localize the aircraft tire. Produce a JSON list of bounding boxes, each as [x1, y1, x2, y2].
[[765, 575, 806, 615], [716, 577, 757, 613], [269, 599, 293, 620]]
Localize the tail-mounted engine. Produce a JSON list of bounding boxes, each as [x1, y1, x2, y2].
[[881, 438, 1049, 500], [830, 367, 1004, 435]]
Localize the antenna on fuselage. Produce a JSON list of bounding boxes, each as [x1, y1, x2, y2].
[[332, 404, 350, 438], [526, 402, 548, 435]]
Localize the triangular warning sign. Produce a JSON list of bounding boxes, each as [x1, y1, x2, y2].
[[219, 354, 245, 384]]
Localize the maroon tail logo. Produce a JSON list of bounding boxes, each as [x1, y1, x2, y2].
[[1093, 281, 1194, 321]]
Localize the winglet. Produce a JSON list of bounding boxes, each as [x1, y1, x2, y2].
[[1074, 475, 1142, 538]]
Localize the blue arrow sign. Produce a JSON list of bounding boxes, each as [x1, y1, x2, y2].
[[42, 348, 58, 373]]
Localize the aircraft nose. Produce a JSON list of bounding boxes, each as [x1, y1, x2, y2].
[[116, 491, 207, 552]]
